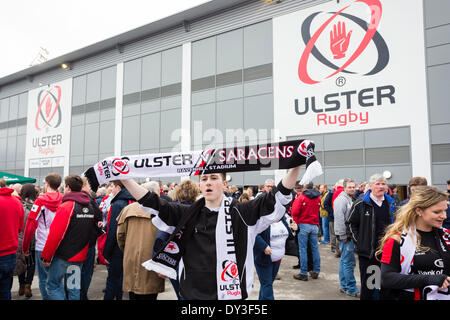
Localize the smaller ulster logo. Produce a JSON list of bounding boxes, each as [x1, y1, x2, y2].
[[164, 241, 179, 254], [111, 157, 130, 176]]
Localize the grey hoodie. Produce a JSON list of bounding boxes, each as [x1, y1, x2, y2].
[[333, 191, 353, 240]]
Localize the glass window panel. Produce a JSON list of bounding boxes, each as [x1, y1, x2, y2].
[[140, 112, 160, 150], [0, 99, 9, 122], [160, 109, 181, 148], [216, 99, 243, 141], [8, 95, 19, 120], [101, 66, 117, 100], [124, 59, 142, 95], [142, 53, 161, 91], [244, 93, 273, 132], [0, 137, 7, 161], [84, 102, 100, 123], [72, 75, 87, 107], [192, 37, 216, 80], [84, 123, 99, 155], [7, 136, 16, 162], [161, 47, 182, 86], [15, 135, 26, 161], [99, 120, 115, 154], [217, 29, 243, 74], [70, 125, 85, 156], [244, 20, 273, 68], [86, 71, 101, 103], [122, 115, 140, 152], [18, 93, 28, 119]]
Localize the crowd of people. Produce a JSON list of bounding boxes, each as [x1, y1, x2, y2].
[[0, 171, 449, 300]]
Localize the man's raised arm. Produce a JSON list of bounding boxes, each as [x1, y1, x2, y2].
[[120, 179, 149, 201]]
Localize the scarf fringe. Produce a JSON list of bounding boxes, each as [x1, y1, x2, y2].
[[299, 160, 323, 185], [141, 259, 178, 280]]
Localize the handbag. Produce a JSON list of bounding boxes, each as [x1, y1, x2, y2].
[[285, 237, 299, 257]]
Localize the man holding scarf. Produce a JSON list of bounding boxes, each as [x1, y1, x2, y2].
[[120, 167, 301, 300], [82, 139, 323, 300]]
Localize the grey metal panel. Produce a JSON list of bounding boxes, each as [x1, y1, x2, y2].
[[424, 0, 450, 28], [427, 64, 450, 125], [432, 163, 450, 186], [365, 165, 412, 185], [0, 0, 331, 98], [431, 144, 450, 163], [244, 93, 273, 132], [364, 127, 410, 148], [244, 171, 275, 186], [426, 43, 450, 66], [324, 167, 365, 186], [365, 146, 411, 165], [217, 28, 243, 74], [243, 78, 272, 97], [324, 149, 364, 166], [430, 124, 450, 144], [425, 24, 450, 47], [216, 84, 243, 101], [323, 131, 364, 151]]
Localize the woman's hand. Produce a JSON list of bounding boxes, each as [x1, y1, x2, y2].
[[439, 276, 450, 290], [264, 246, 272, 255]]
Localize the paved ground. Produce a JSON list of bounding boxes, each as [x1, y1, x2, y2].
[[11, 242, 361, 300]]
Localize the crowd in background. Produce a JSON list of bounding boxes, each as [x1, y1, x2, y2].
[[0, 173, 449, 300]]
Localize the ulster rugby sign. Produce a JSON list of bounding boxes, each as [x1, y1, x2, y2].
[[273, 0, 429, 136], [25, 78, 72, 170]]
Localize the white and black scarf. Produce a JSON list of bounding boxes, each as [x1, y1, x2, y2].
[[399, 228, 450, 300], [82, 139, 322, 192]]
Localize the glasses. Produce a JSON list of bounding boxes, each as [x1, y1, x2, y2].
[[265, 185, 274, 188]]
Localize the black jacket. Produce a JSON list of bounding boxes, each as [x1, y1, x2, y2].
[[348, 191, 395, 259], [139, 181, 293, 300], [104, 188, 135, 261]]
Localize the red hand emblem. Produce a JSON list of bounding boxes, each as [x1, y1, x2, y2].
[[330, 21, 352, 59]]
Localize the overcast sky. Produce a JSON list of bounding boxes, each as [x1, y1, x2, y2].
[[0, 0, 211, 78]]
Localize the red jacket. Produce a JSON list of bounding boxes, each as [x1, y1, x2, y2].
[[22, 192, 62, 253], [291, 189, 321, 226], [332, 186, 344, 209], [0, 187, 24, 257], [41, 191, 99, 263]]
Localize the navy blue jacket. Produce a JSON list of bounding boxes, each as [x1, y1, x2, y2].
[[324, 190, 334, 221], [253, 216, 294, 267], [103, 188, 135, 261]]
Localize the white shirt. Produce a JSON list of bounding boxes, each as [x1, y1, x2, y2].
[[370, 192, 385, 207], [269, 221, 289, 262]]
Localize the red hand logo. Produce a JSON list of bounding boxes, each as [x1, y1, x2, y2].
[[330, 21, 352, 59]]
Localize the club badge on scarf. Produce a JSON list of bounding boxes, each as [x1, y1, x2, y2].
[[83, 139, 323, 192]]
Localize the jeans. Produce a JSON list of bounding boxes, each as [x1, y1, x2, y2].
[[338, 241, 359, 296], [320, 217, 330, 243], [0, 253, 16, 300], [329, 221, 337, 252], [104, 256, 123, 300], [298, 224, 320, 275], [47, 257, 83, 300], [255, 261, 281, 300], [35, 251, 50, 300], [80, 246, 95, 300]]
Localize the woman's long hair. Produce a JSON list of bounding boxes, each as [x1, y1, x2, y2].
[[376, 186, 448, 259]]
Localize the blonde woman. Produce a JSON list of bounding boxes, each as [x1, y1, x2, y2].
[[378, 186, 450, 300]]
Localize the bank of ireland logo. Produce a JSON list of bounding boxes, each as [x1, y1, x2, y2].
[[35, 85, 62, 130], [221, 260, 239, 282], [298, 0, 389, 85], [111, 157, 130, 176]]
